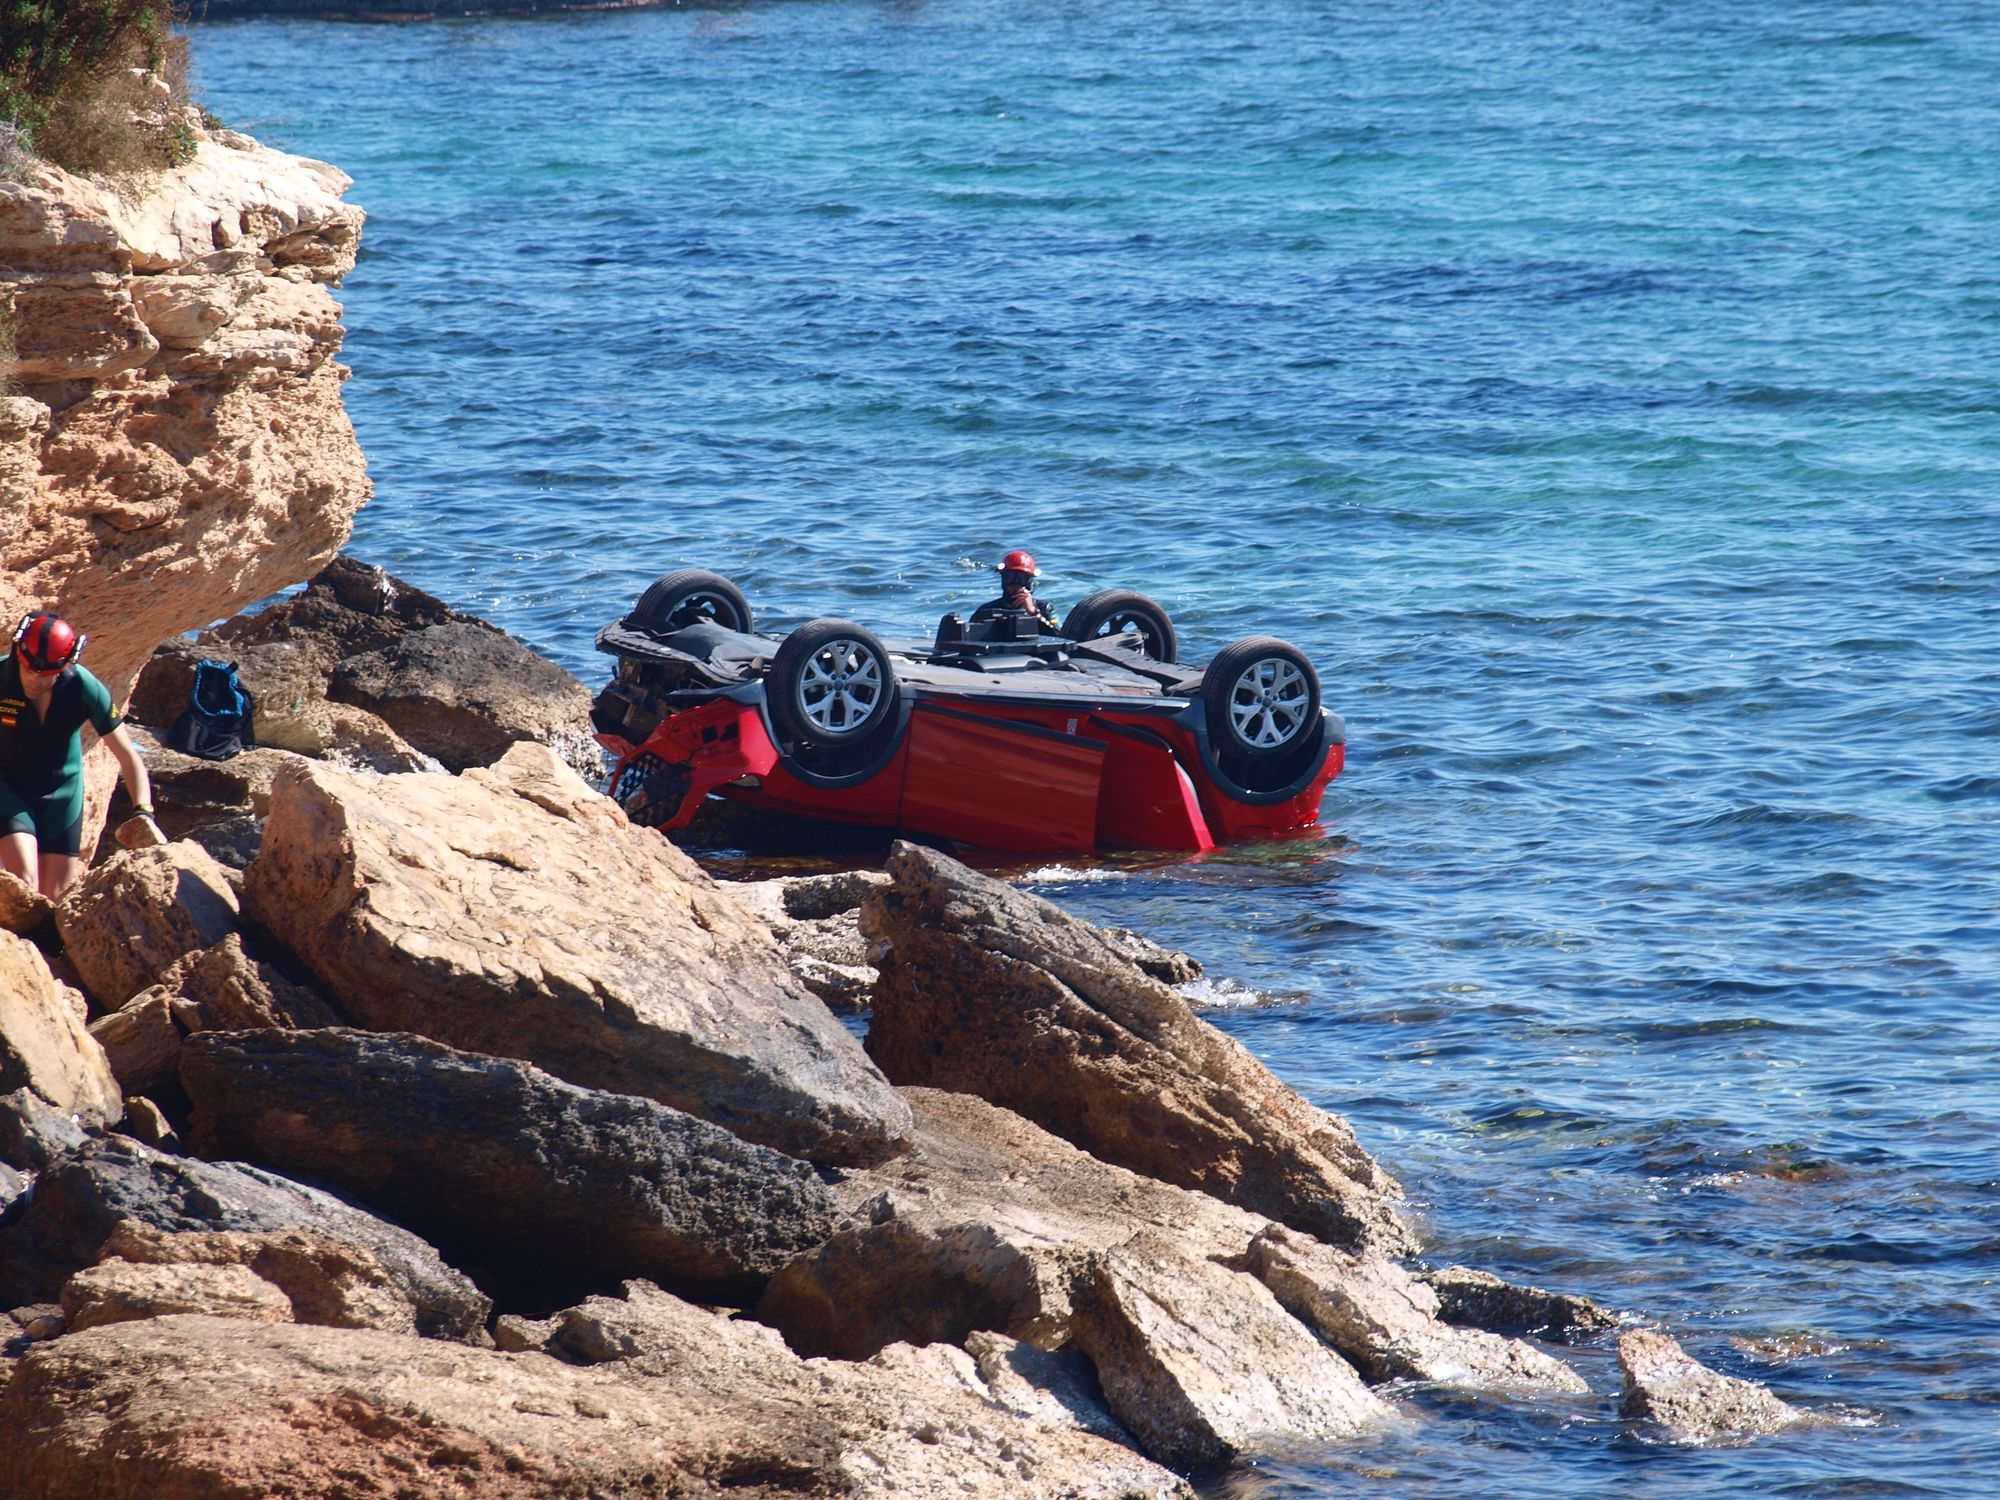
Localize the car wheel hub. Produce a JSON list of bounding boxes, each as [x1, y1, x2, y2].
[[1229, 659, 1310, 749], [799, 641, 884, 733]]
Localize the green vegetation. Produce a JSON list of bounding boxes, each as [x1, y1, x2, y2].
[[0, 1, 194, 176]]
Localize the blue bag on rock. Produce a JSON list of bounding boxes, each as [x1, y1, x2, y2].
[[166, 659, 256, 761]]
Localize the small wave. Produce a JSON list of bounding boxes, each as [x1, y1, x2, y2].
[[1017, 863, 1122, 884], [1925, 775, 2000, 803], [1177, 976, 1272, 1009]]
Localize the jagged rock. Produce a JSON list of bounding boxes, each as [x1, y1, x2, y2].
[[0, 933, 121, 1131], [0, 1135, 488, 1340], [1421, 1264, 1619, 1342], [329, 618, 598, 774], [1, 1307, 1193, 1499], [1246, 1225, 1587, 1392], [863, 842, 1410, 1251], [116, 1096, 179, 1150], [0, 133, 368, 708], [493, 1311, 559, 1353], [734, 871, 887, 1013], [54, 843, 240, 1009], [61, 1258, 293, 1332], [1070, 1232, 1390, 1469], [1, 1161, 26, 1217], [1100, 926, 1203, 985], [964, 1330, 1136, 1445], [86, 990, 181, 1095], [181, 1028, 840, 1297], [757, 1087, 1274, 1360], [1618, 1329, 1809, 1441], [545, 1280, 1193, 1497], [95, 1222, 423, 1334], [156, 933, 338, 1032], [243, 745, 912, 1168], [0, 870, 53, 937], [0, 1088, 89, 1172]]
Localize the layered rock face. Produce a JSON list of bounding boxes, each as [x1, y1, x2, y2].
[[1, 126, 369, 699]]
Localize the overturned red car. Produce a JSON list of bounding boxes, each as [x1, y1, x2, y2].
[[590, 569, 1344, 855]]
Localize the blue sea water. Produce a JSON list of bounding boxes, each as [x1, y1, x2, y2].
[[192, 3, 2000, 1493]]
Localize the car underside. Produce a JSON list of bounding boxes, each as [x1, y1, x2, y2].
[[591, 570, 1344, 855]]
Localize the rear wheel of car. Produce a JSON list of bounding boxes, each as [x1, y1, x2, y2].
[[768, 619, 900, 747], [629, 569, 753, 634], [1205, 637, 1320, 767], [1062, 589, 1177, 661]]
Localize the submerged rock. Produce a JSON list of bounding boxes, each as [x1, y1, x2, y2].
[[862, 842, 1411, 1252], [181, 1027, 840, 1298], [1618, 1329, 1811, 1442], [1420, 1264, 1620, 1343], [243, 746, 912, 1168]]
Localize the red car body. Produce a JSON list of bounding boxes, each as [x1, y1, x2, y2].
[[591, 573, 1342, 855]]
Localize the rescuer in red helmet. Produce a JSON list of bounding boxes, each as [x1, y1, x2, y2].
[[970, 549, 1060, 632], [2, 610, 163, 899]]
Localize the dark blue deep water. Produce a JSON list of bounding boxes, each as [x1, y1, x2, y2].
[[193, 3, 2000, 1493]]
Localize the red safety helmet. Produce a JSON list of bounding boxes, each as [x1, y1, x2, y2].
[[13, 611, 84, 673], [996, 549, 1041, 577]]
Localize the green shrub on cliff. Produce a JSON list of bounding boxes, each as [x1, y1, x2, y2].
[[0, 0, 194, 176]]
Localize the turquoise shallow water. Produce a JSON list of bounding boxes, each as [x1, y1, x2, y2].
[[194, 3, 2000, 1492]]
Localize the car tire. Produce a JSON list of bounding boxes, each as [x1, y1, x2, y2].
[[1204, 637, 1321, 767], [1062, 588, 1178, 661], [768, 619, 900, 747], [629, 569, 753, 634]]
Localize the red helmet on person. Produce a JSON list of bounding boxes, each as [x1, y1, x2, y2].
[[13, 611, 84, 673], [996, 549, 1040, 577]]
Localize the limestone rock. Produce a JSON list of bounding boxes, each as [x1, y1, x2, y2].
[[116, 1095, 179, 1150], [0, 1312, 1184, 1500], [61, 1258, 292, 1332], [243, 746, 912, 1168], [1246, 1225, 1587, 1393], [544, 1280, 1194, 1498], [54, 843, 240, 1009], [1069, 1232, 1390, 1469], [96, 1222, 423, 1334], [735, 869, 889, 1013], [329, 617, 597, 773], [0, 1309, 1193, 1499], [1420, 1264, 1620, 1342], [0, 1087, 89, 1172], [1618, 1329, 1809, 1441], [181, 1028, 840, 1297], [0, 1135, 489, 1340], [758, 1087, 1272, 1361], [0, 870, 53, 936], [156, 933, 338, 1032], [863, 842, 1410, 1251], [0, 135, 368, 713], [86, 989, 181, 1095], [1, 1160, 26, 1218], [0, 932, 121, 1130]]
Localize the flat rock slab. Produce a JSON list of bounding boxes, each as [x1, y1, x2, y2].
[[0, 1307, 1194, 1499], [1247, 1225, 1587, 1393], [242, 744, 911, 1167], [760, 1086, 1272, 1360], [863, 842, 1411, 1252], [0, 1135, 488, 1340], [1421, 1263, 1620, 1342], [1618, 1329, 1810, 1442], [182, 1027, 839, 1297], [1070, 1232, 1391, 1470]]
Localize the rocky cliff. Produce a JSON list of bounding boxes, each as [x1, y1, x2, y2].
[[1, 122, 369, 699]]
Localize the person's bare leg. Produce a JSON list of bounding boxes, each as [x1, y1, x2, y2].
[[38, 851, 83, 901], [1, 831, 36, 890]]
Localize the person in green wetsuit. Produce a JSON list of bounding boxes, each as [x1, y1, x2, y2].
[[1, 611, 162, 899]]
